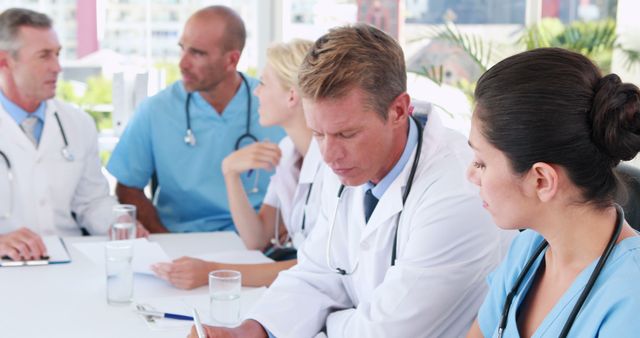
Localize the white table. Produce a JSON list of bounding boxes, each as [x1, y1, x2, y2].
[[0, 232, 258, 338]]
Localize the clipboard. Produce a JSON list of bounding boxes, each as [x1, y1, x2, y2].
[[0, 236, 71, 267]]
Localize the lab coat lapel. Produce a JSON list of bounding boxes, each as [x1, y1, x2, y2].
[[0, 106, 36, 153], [36, 102, 60, 160], [360, 152, 413, 239]]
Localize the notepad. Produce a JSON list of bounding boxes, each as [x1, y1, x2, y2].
[[0, 236, 71, 267]]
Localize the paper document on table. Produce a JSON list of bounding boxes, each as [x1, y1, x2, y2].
[[193, 250, 273, 264], [0, 236, 70, 267], [72, 238, 171, 274], [43, 236, 71, 263], [134, 287, 267, 330]]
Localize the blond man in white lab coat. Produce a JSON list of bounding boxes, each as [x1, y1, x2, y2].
[[189, 24, 512, 338]]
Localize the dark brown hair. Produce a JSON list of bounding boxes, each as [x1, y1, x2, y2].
[[474, 47, 640, 207]]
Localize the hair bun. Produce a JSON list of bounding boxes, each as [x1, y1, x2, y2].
[[590, 73, 640, 164]]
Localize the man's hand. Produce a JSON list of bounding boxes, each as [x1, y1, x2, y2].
[[0, 227, 47, 260], [152, 257, 215, 289], [186, 320, 268, 338]]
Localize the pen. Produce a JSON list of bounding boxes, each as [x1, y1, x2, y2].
[[192, 308, 206, 338], [135, 309, 193, 321]]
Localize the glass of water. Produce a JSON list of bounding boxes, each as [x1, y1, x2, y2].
[[110, 204, 137, 241], [105, 241, 133, 305], [209, 270, 241, 325]]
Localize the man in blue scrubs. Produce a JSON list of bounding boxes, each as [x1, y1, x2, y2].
[[107, 6, 284, 233]]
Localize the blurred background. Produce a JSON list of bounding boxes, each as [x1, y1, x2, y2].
[[2, 0, 638, 168]]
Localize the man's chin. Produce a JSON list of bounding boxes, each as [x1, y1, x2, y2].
[[336, 173, 367, 187]]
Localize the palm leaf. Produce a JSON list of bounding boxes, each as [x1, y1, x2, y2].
[[431, 22, 491, 72]]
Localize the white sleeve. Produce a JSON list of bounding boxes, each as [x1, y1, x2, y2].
[[262, 174, 279, 208], [71, 111, 116, 235]]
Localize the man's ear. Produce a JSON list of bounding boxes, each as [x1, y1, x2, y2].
[[386, 92, 410, 126], [526, 162, 559, 202], [225, 50, 241, 71], [0, 50, 10, 69]]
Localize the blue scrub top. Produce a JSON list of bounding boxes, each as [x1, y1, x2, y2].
[[478, 230, 640, 337], [107, 75, 285, 232]]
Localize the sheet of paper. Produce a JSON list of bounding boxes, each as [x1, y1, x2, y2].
[[133, 287, 267, 330], [72, 238, 172, 274], [44, 236, 71, 263], [193, 250, 273, 264]]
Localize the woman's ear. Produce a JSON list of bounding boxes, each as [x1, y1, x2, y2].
[[527, 162, 559, 202], [287, 87, 300, 108]]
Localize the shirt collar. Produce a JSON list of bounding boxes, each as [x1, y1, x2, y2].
[[365, 117, 419, 199], [0, 89, 46, 124]]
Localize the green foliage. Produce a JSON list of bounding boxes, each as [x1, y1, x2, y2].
[[82, 76, 112, 105], [521, 18, 617, 71], [420, 64, 445, 86], [56, 75, 113, 131], [413, 18, 639, 105], [431, 22, 492, 73], [154, 61, 180, 86]]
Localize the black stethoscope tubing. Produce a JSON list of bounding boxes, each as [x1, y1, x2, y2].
[[184, 72, 256, 149], [333, 115, 424, 274], [1, 112, 74, 167], [497, 204, 625, 338], [300, 182, 314, 232]]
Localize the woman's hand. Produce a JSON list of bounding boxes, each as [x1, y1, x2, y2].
[[222, 142, 282, 176], [151, 257, 216, 289]]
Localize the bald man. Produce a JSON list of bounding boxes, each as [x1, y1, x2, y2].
[[107, 6, 284, 233]]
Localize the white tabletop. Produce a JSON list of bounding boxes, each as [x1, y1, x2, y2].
[[0, 232, 257, 338]]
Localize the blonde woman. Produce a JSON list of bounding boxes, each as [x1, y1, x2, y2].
[[152, 39, 323, 288]]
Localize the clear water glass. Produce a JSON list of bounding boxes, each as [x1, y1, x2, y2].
[[105, 241, 133, 305], [110, 204, 137, 240], [209, 270, 241, 325]]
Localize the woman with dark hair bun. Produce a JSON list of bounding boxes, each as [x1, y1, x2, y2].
[[465, 48, 640, 338]]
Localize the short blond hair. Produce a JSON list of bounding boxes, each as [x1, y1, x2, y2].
[[266, 39, 313, 90], [298, 24, 406, 120]]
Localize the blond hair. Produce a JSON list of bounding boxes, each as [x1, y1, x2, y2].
[[266, 39, 313, 90], [298, 24, 406, 120]]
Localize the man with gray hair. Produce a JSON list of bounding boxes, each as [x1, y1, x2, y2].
[[0, 8, 146, 260]]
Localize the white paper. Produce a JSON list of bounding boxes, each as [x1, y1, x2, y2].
[[72, 238, 172, 274], [43, 236, 71, 263], [193, 250, 273, 264], [133, 287, 267, 331]]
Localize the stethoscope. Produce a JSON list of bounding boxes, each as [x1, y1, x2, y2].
[[0, 111, 74, 219], [270, 182, 314, 249], [183, 72, 256, 149], [0, 150, 13, 219], [326, 115, 424, 275], [497, 204, 624, 338]]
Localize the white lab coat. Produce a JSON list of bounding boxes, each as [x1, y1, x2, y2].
[[249, 111, 514, 338], [0, 99, 115, 236], [263, 137, 324, 248]]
